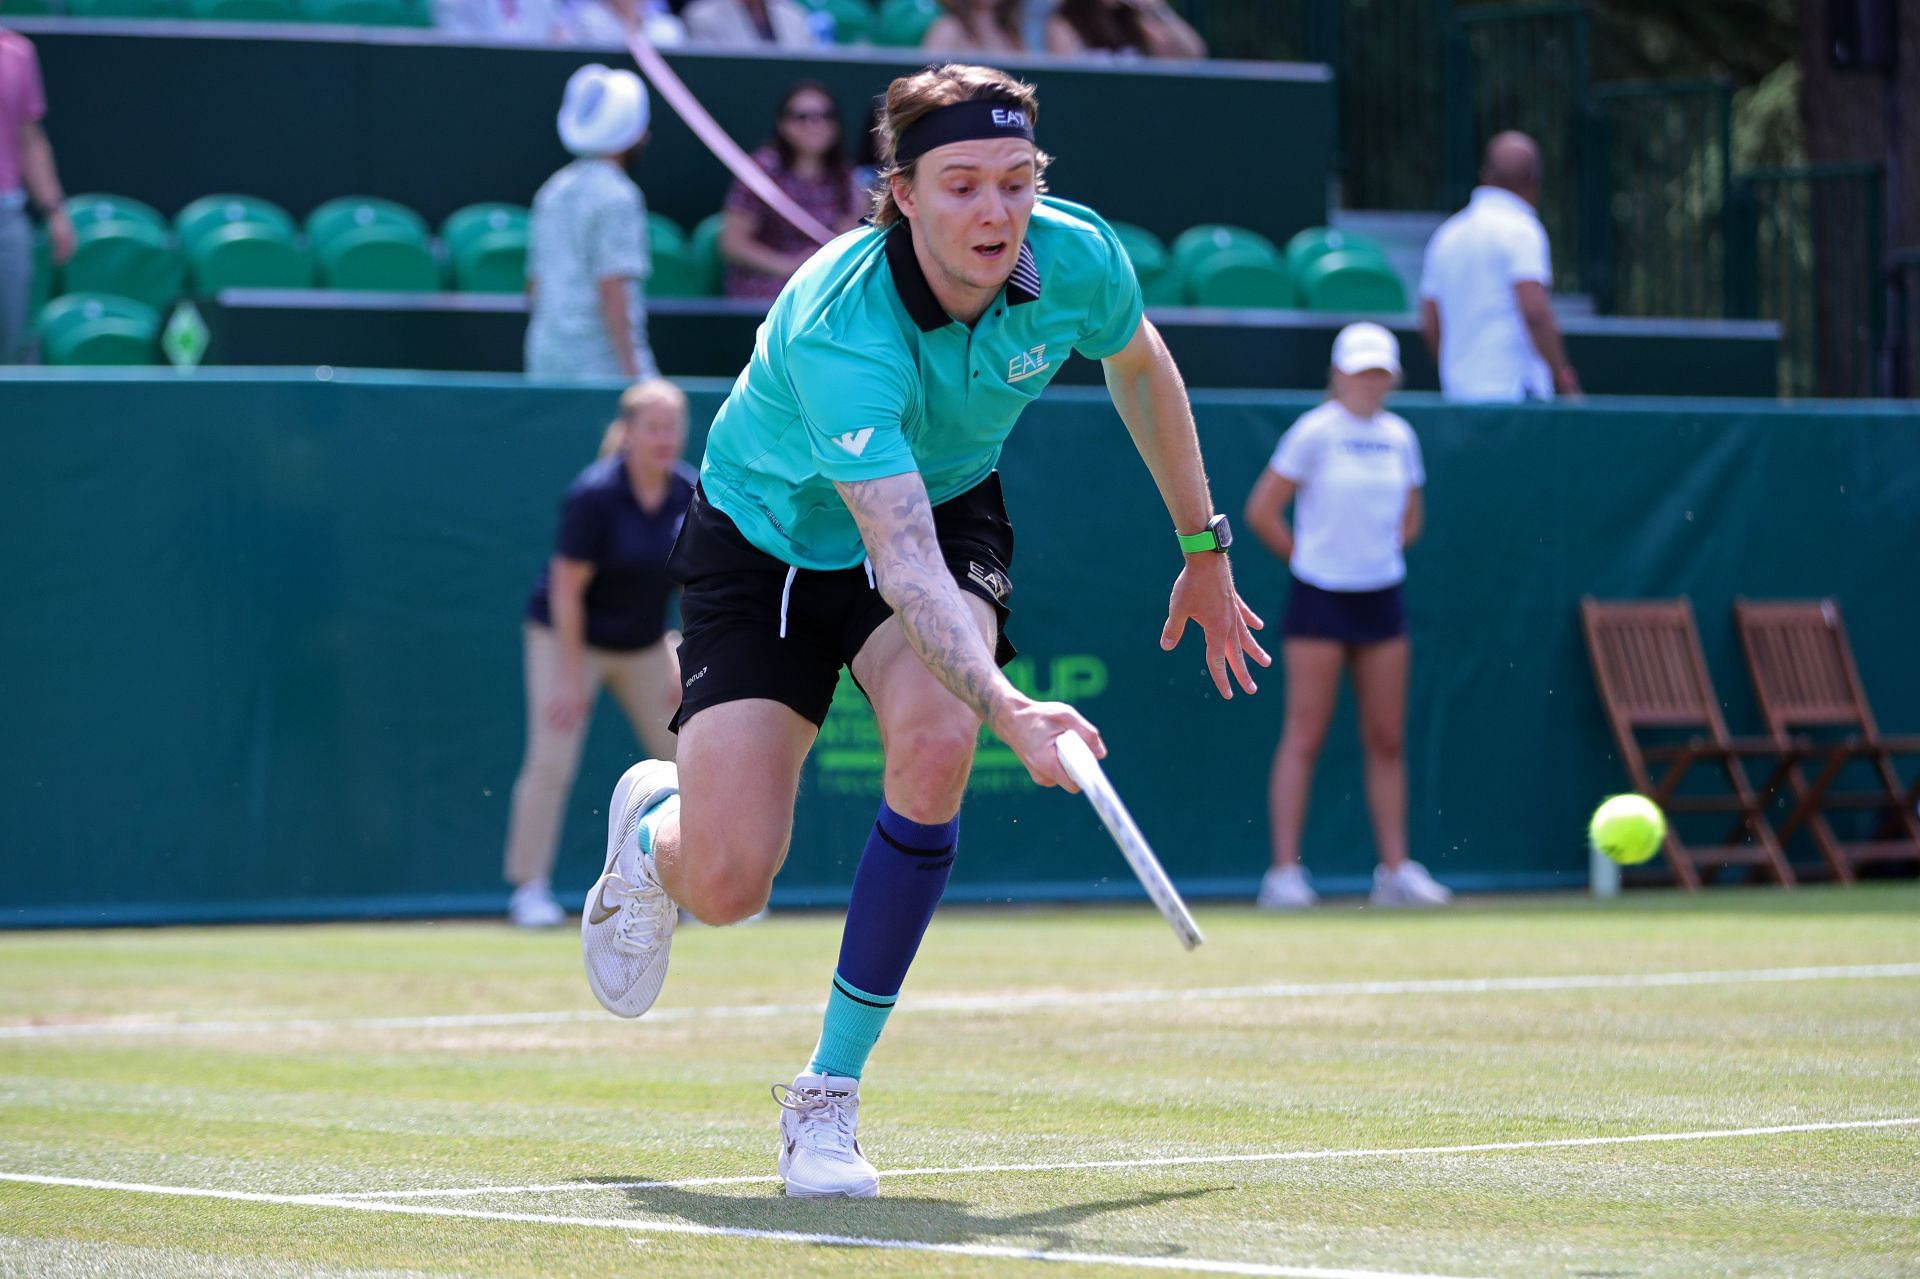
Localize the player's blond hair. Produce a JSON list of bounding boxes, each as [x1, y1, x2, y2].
[[869, 63, 1051, 230], [598, 378, 688, 458]]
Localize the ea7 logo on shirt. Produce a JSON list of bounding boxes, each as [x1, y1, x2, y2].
[[832, 428, 876, 457], [992, 108, 1029, 130], [1008, 345, 1049, 382]]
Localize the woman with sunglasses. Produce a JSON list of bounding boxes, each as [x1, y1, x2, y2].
[[720, 82, 867, 301]]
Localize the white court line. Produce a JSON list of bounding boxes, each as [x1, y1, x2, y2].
[[328, 1117, 1920, 1201], [5, 962, 1918, 1041], [0, 1170, 1479, 1279]]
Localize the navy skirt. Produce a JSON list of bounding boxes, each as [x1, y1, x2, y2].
[[1282, 576, 1407, 646]]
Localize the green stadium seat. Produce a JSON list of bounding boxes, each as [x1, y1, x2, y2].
[[1169, 224, 1281, 285], [440, 203, 528, 256], [645, 213, 701, 299], [1186, 249, 1296, 309], [176, 194, 299, 250], [441, 204, 530, 293], [1283, 226, 1391, 284], [1106, 221, 1176, 305], [302, 0, 428, 24], [37, 293, 161, 367], [689, 212, 726, 297], [1297, 250, 1409, 313], [306, 196, 430, 252], [188, 223, 314, 292], [67, 193, 168, 236], [66, 0, 179, 15], [184, 0, 299, 17], [874, 0, 937, 46], [316, 228, 441, 291], [62, 217, 185, 311], [451, 231, 527, 293]]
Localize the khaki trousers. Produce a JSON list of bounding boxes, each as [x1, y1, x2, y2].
[[502, 621, 679, 887]]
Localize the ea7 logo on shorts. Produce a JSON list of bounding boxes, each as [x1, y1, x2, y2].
[[967, 560, 1011, 603], [832, 428, 875, 456], [992, 108, 1029, 130], [1008, 345, 1049, 382]]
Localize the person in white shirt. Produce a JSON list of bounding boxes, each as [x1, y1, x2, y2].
[[525, 64, 660, 383], [1242, 323, 1451, 909], [1418, 131, 1580, 402]]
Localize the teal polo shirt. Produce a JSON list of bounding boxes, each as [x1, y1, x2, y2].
[[698, 195, 1144, 570]]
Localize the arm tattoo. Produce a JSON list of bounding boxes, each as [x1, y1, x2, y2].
[[837, 474, 1010, 727]]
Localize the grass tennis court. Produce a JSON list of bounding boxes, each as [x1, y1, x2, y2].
[[3, 887, 1917, 1278]]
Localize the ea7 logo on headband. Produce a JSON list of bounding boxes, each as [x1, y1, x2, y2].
[[991, 108, 1029, 130]]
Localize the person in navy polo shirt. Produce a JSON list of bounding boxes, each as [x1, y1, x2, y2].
[[501, 380, 695, 928]]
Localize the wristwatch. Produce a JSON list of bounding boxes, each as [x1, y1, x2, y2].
[[1176, 513, 1233, 555]]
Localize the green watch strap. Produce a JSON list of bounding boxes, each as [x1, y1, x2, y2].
[[1177, 527, 1218, 554]]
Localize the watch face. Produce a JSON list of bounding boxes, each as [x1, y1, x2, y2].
[[1210, 514, 1233, 551]]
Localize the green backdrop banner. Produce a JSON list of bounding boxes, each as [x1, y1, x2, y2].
[[2, 372, 1915, 926]]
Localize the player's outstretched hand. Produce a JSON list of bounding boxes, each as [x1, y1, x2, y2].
[[1160, 557, 1271, 699], [992, 699, 1105, 792]]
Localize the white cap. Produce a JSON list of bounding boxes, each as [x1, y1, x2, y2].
[[1330, 321, 1401, 377], [557, 64, 650, 158]]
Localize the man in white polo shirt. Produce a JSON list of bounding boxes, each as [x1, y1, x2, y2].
[[1417, 131, 1580, 402]]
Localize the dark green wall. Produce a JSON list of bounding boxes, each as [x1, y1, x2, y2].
[[200, 298, 1782, 397], [2, 372, 1915, 926], [27, 29, 1331, 246]]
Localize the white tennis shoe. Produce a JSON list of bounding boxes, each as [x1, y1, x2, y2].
[[1257, 864, 1319, 909], [775, 1073, 880, 1198], [508, 879, 566, 928], [1370, 859, 1454, 906], [580, 760, 679, 1018]]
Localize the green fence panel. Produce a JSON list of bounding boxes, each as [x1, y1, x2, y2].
[[1586, 81, 1733, 320], [2, 374, 1916, 926], [1447, 3, 1591, 292], [1728, 164, 1884, 398]]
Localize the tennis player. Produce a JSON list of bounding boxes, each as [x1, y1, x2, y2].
[[581, 62, 1268, 1198]]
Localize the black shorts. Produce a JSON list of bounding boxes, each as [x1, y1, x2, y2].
[[667, 475, 1017, 731], [1282, 575, 1407, 646]]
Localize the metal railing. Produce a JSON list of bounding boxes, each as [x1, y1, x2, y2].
[[1583, 81, 1733, 320], [1727, 163, 1884, 398]]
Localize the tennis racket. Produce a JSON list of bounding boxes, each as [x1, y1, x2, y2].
[[1055, 733, 1204, 950]]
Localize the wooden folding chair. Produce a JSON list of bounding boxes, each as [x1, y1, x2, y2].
[[1580, 598, 1801, 890], [1733, 599, 1920, 883]]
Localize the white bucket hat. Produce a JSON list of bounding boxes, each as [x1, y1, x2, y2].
[[1330, 321, 1402, 377], [558, 64, 650, 158]]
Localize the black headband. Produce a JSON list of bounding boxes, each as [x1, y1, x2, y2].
[[894, 99, 1035, 166]]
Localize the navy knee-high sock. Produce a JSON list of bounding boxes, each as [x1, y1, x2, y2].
[[806, 801, 957, 1079]]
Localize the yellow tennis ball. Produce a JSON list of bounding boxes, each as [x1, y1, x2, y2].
[[1589, 794, 1667, 865]]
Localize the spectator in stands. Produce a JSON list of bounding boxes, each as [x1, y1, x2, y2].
[[1418, 131, 1580, 402], [503, 379, 696, 927], [1046, 0, 1206, 59], [568, 0, 687, 46], [1242, 323, 1450, 909], [720, 82, 866, 301], [921, 0, 1027, 53], [1, 28, 73, 365], [681, 0, 815, 47], [526, 64, 661, 383]]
